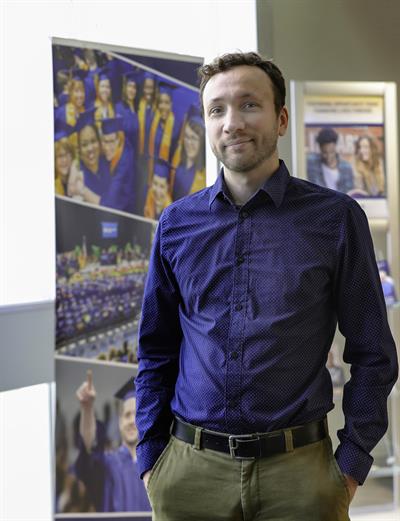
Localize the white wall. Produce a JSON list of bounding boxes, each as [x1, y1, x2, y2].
[[1, 0, 257, 307], [1, 1, 257, 519]]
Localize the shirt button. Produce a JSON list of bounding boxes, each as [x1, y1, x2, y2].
[[230, 351, 239, 360], [234, 304, 243, 311], [236, 255, 245, 265], [228, 400, 238, 408], [241, 211, 249, 219]]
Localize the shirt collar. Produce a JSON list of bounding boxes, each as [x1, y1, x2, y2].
[[208, 160, 291, 209]]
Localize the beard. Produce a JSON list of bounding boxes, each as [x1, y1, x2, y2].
[[214, 130, 279, 174]]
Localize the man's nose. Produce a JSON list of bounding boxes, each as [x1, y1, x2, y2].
[[223, 108, 245, 133]]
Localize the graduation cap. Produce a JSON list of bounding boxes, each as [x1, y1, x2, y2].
[[115, 377, 136, 401], [72, 48, 85, 59], [158, 81, 178, 98], [153, 157, 171, 180], [101, 116, 124, 135], [124, 70, 140, 84], [187, 103, 204, 127], [143, 71, 155, 81], [71, 68, 88, 82], [98, 65, 112, 82], [54, 120, 75, 141], [76, 108, 96, 133]]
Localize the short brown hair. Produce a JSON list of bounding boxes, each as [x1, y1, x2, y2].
[[198, 52, 286, 115]]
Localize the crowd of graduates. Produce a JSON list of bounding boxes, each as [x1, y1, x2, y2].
[[53, 45, 206, 219], [56, 242, 148, 345]]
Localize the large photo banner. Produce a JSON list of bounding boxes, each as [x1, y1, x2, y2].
[[304, 95, 387, 219], [53, 40, 205, 519]]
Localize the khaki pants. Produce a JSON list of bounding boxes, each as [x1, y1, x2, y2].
[[147, 435, 351, 521]]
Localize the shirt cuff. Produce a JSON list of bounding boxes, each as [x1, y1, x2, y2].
[[136, 437, 170, 479], [334, 438, 373, 485]]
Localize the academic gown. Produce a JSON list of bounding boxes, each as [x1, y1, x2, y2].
[[151, 116, 180, 163], [102, 140, 136, 213], [172, 163, 206, 201], [74, 422, 151, 512], [115, 101, 139, 153], [80, 155, 111, 205]]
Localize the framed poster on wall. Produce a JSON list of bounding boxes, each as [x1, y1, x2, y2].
[[52, 38, 205, 519], [290, 81, 398, 223]]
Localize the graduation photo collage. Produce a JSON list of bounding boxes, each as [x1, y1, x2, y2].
[[53, 40, 205, 518]]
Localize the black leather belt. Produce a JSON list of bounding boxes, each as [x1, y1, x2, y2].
[[172, 417, 328, 460]]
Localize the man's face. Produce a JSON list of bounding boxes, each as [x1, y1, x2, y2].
[[320, 142, 338, 169], [102, 132, 119, 161], [119, 397, 138, 447], [152, 174, 168, 205], [202, 65, 288, 175]]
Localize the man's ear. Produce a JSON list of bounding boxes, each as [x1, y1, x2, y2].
[[278, 106, 289, 137]]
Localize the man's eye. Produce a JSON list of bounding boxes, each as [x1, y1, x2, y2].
[[209, 107, 222, 116], [244, 102, 257, 109]]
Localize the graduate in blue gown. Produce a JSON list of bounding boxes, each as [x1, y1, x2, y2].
[[144, 157, 173, 220], [137, 71, 156, 158], [172, 103, 206, 201], [100, 116, 136, 213], [75, 373, 151, 512], [148, 81, 180, 165], [74, 109, 111, 206], [94, 65, 116, 128], [115, 71, 139, 153], [55, 69, 87, 131]]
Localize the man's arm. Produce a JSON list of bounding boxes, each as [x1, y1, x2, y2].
[[334, 198, 398, 485], [135, 214, 183, 479], [76, 370, 97, 452]]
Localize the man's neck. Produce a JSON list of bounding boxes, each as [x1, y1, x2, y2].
[[223, 156, 280, 206]]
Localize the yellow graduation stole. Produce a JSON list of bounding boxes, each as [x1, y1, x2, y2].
[[138, 98, 148, 155], [189, 168, 206, 194], [148, 110, 175, 184], [110, 133, 125, 174], [144, 186, 173, 220], [55, 176, 66, 196], [66, 102, 85, 128], [94, 100, 115, 129], [149, 111, 174, 160]]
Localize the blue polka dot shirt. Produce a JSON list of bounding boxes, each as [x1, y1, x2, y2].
[[135, 160, 398, 484]]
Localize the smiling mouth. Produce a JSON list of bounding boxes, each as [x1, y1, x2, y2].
[[225, 139, 252, 148]]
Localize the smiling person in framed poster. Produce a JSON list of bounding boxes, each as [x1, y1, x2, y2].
[[353, 134, 385, 196], [75, 371, 151, 512], [135, 51, 398, 521], [307, 127, 355, 193]]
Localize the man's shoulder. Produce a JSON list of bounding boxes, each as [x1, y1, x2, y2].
[[161, 186, 212, 221], [289, 175, 356, 211]]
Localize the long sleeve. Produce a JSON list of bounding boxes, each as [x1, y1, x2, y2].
[[333, 198, 398, 484], [135, 214, 183, 478]]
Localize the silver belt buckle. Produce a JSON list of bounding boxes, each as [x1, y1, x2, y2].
[[228, 434, 260, 460]]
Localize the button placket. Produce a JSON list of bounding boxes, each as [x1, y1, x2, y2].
[[225, 209, 251, 428]]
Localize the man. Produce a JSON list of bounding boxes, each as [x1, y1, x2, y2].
[[100, 116, 136, 213], [135, 52, 398, 521], [307, 127, 354, 193], [143, 158, 173, 220], [75, 371, 151, 512]]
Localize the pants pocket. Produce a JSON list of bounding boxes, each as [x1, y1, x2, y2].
[[147, 437, 173, 496], [327, 439, 351, 504]]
